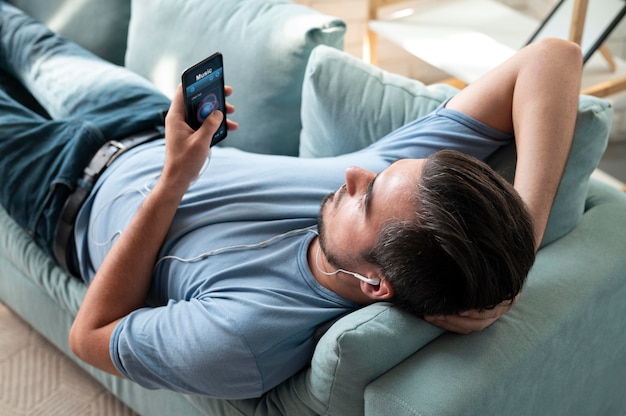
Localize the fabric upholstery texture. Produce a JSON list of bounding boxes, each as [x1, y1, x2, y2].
[[299, 45, 458, 158], [364, 181, 626, 416], [125, 0, 346, 156]]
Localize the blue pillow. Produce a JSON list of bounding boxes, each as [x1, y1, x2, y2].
[[299, 45, 457, 157], [125, 0, 346, 156], [541, 95, 611, 245]]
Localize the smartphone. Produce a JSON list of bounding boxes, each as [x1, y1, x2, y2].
[[181, 52, 227, 146]]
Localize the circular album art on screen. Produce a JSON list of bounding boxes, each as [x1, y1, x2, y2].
[[196, 93, 219, 124]]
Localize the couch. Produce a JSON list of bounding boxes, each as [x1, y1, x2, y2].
[[1, 1, 626, 415]]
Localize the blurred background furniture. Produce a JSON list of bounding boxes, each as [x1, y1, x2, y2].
[[367, 0, 626, 96]]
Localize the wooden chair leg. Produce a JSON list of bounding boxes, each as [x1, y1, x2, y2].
[[581, 76, 626, 98], [440, 77, 468, 89], [364, 29, 378, 65], [599, 45, 617, 72], [365, 0, 385, 65], [568, 0, 589, 44]]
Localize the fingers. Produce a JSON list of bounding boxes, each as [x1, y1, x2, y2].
[[224, 85, 237, 130], [456, 306, 503, 320], [424, 314, 499, 335], [224, 85, 236, 114], [165, 84, 188, 127], [226, 119, 239, 131], [224, 101, 238, 131], [424, 295, 520, 334]]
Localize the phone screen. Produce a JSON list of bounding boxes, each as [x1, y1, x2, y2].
[[182, 52, 227, 146]]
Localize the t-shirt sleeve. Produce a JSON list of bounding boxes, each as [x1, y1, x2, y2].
[[367, 101, 514, 162], [110, 298, 263, 399]]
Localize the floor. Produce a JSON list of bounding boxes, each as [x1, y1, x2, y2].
[[0, 303, 138, 416]]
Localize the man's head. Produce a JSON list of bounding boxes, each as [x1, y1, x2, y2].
[[317, 149, 536, 316]]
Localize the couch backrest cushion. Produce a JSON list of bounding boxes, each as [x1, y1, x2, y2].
[[540, 95, 611, 245], [299, 45, 612, 247], [7, 0, 131, 65], [483, 95, 612, 246], [299, 45, 458, 158], [125, 0, 346, 156]]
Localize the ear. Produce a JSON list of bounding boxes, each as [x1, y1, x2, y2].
[[361, 277, 394, 300]]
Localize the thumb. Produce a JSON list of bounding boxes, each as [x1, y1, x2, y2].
[[198, 110, 224, 138]]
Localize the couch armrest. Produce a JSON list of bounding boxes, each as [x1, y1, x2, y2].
[[179, 303, 446, 416], [301, 303, 444, 415]]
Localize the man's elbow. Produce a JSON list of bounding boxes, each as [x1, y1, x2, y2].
[[68, 321, 123, 377], [68, 322, 87, 362]]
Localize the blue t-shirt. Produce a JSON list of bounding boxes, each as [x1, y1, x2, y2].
[[74, 104, 512, 399]]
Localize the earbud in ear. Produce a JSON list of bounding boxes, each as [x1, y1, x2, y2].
[[315, 244, 381, 285], [346, 271, 381, 285]]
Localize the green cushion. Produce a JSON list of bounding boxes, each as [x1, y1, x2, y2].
[[298, 45, 612, 246], [541, 96, 611, 245], [304, 303, 444, 416], [125, 0, 346, 156], [299, 45, 457, 158], [364, 181, 626, 415]]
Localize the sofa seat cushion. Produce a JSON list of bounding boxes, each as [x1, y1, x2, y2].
[[125, 0, 346, 156]]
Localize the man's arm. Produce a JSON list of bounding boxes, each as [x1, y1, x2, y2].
[[69, 86, 233, 374], [445, 38, 582, 248], [425, 38, 583, 333]]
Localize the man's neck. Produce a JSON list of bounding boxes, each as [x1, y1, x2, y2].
[[306, 237, 372, 305]]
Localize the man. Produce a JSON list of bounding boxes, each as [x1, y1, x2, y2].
[[0, 2, 582, 399]]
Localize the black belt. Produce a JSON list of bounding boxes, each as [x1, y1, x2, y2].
[[54, 130, 162, 276]]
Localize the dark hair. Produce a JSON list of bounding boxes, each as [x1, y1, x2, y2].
[[366, 150, 536, 316]]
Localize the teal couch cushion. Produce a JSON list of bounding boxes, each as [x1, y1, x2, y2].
[[364, 181, 626, 416], [125, 0, 346, 156], [299, 45, 612, 246], [541, 96, 611, 245], [299, 45, 457, 158]]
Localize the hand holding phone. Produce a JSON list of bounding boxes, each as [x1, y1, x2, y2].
[[181, 52, 228, 146]]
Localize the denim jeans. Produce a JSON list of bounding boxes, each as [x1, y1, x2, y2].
[[0, 2, 170, 258]]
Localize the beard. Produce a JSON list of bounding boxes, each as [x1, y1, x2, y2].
[[317, 193, 332, 255], [317, 189, 353, 270]]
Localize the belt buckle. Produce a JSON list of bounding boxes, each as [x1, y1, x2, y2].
[[105, 140, 127, 168], [82, 140, 126, 181]]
